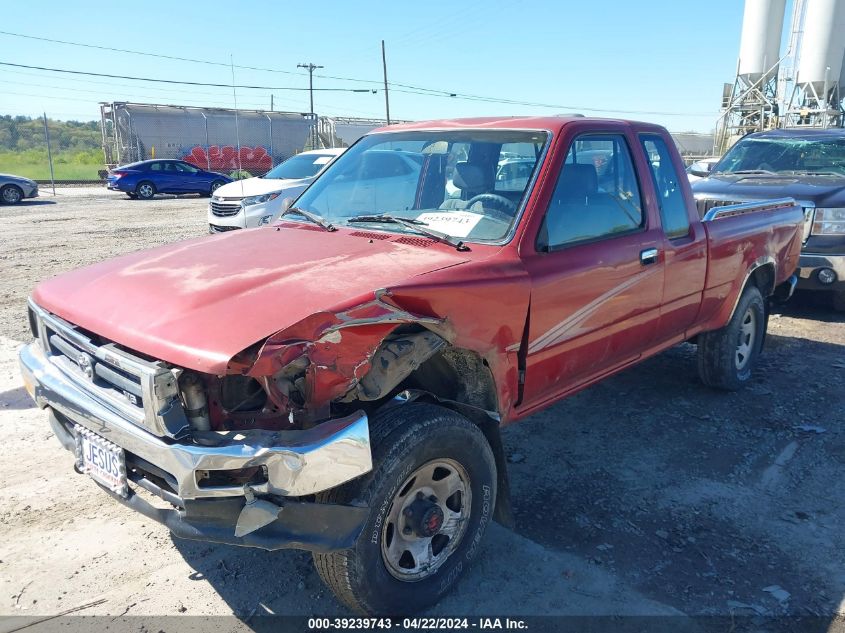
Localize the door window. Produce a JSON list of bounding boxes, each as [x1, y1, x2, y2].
[[174, 162, 200, 174], [640, 135, 690, 239], [539, 134, 644, 250]]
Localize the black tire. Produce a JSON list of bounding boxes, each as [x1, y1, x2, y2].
[[208, 180, 225, 196], [313, 403, 497, 615], [698, 284, 766, 390], [833, 291, 845, 313], [135, 181, 156, 200], [1, 184, 23, 205]]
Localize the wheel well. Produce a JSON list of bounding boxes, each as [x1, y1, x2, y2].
[[399, 345, 513, 527], [749, 263, 775, 297], [402, 346, 498, 413]]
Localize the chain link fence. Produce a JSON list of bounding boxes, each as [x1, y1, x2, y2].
[[99, 102, 391, 180]]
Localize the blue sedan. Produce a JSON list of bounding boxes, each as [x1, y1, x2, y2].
[[107, 159, 232, 199]]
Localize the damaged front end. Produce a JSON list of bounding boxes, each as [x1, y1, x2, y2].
[[20, 292, 455, 550], [229, 290, 449, 429]]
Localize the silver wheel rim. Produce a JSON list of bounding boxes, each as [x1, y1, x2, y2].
[[381, 458, 472, 582], [138, 184, 153, 198], [211, 182, 221, 192], [735, 307, 756, 371], [3, 187, 21, 203]]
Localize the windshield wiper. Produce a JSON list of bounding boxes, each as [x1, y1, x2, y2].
[[280, 206, 336, 231], [346, 214, 428, 225], [346, 214, 469, 251]]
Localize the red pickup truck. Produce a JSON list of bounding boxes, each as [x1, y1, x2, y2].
[[20, 116, 802, 614]]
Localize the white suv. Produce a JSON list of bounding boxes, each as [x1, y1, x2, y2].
[[208, 148, 345, 232]]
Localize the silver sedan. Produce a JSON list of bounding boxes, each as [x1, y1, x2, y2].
[[0, 173, 39, 204]]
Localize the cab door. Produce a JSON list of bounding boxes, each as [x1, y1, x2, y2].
[[638, 133, 707, 341], [519, 128, 665, 409]]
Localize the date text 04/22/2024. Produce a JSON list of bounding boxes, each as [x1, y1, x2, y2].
[[307, 618, 528, 630]]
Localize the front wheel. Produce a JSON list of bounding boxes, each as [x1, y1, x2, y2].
[[314, 403, 496, 615], [1, 185, 23, 204], [698, 284, 766, 390]]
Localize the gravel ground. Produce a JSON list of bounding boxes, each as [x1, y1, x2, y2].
[[1, 188, 844, 628]]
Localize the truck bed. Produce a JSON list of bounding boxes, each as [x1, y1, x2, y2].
[[698, 198, 804, 330]]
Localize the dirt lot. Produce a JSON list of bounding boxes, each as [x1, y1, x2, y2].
[[1, 188, 844, 628]]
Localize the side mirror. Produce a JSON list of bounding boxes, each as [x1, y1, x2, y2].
[[281, 197, 293, 211], [687, 160, 716, 178]]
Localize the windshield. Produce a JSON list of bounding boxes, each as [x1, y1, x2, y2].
[[292, 130, 549, 243], [264, 153, 336, 180], [715, 136, 845, 176]]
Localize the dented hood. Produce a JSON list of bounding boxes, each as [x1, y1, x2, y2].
[[32, 225, 472, 374]]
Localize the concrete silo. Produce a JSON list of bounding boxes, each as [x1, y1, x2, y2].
[[784, 0, 845, 126], [715, 0, 787, 153], [739, 0, 788, 83]]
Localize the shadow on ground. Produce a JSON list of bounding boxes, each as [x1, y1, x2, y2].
[[7, 199, 58, 207], [0, 386, 35, 410]]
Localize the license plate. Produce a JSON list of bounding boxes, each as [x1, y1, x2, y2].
[[74, 425, 128, 497]]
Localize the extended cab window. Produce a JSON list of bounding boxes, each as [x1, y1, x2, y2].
[[640, 135, 690, 239], [539, 134, 643, 250]]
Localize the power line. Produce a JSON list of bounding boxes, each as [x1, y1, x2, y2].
[[0, 30, 714, 118], [0, 61, 376, 93], [0, 30, 308, 77]]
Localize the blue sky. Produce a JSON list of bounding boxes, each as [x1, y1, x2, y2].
[[2, 0, 762, 132]]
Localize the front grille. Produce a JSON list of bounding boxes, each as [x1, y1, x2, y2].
[[31, 302, 189, 438], [210, 199, 242, 217], [210, 224, 241, 233]]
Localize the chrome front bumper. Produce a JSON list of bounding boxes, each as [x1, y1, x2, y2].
[[797, 254, 845, 289], [19, 341, 373, 501]]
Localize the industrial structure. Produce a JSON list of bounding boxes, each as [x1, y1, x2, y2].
[[716, 0, 845, 154]]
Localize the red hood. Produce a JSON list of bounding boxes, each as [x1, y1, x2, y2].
[[33, 225, 472, 373]]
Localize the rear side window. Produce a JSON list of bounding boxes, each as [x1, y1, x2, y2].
[[640, 135, 690, 239], [539, 134, 643, 250]]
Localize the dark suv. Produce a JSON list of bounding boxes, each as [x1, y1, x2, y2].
[[692, 128, 845, 310]]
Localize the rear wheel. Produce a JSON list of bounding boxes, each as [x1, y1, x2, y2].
[[135, 181, 156, 200], [313, 403, 496, 615], [698, 284, 766, 390], [1, 185, 23, 204], [208, 180, 224, 196]]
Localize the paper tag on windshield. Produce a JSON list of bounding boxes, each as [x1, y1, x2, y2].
[[416, 211, 484, 238]]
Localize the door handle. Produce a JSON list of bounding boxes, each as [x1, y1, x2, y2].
[[640, 248, 659, 266]]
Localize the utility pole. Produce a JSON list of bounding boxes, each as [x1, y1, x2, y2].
[[42, 112, 55, 196], [270, 94, 274, 112], [381, 40, 391, 125], [297, 62, 323, 148]]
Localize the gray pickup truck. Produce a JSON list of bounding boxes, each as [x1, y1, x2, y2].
[[692, 128, 845, 310]]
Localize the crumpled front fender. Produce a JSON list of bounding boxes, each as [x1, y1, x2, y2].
[[236, 290, 448, 413]]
